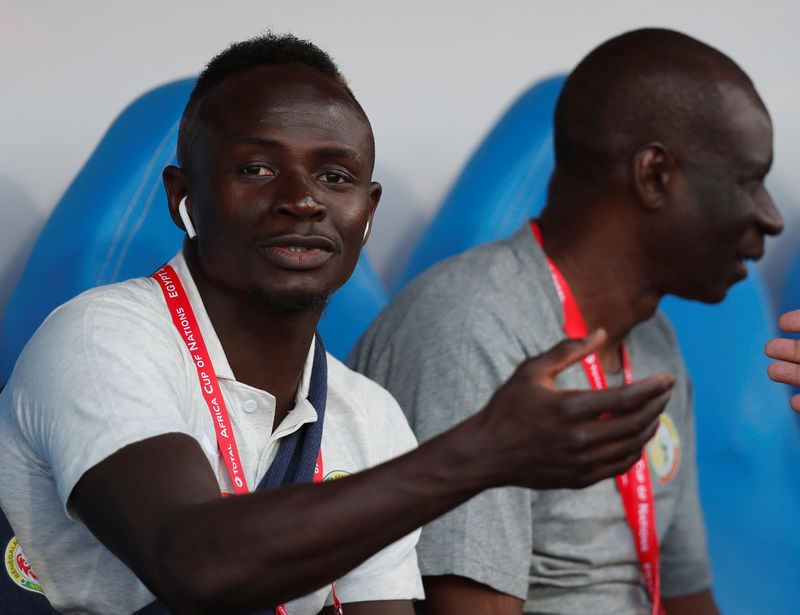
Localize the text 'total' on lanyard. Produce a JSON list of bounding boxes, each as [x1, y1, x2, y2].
[[530, 222, 662, 615]]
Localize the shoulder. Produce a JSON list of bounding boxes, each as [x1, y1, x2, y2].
[[351, 227, 552, 368], [393, 230, 534, 316], [10, 276, 169, 382], [29, 276, 164, 340]]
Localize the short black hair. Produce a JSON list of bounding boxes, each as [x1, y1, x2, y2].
[[177, 32, 359, 168], [552, 28, 758, 185]]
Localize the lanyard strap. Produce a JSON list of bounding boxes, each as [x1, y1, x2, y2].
[[152, 264, 342, 615], [153, 265, 248, 493], [530, 223, 662, 615]]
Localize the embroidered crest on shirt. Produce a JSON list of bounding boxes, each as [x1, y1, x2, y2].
[[5, 537, 44, 595], [646, 414, 681, 483], [323, 470, 351, 481]]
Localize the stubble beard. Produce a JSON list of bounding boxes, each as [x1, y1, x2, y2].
[[246, 285, 331, 315]]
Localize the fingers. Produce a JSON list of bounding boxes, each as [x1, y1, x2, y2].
[[764, 337, 800, 363], [767, 359, 800, 387], [533, 413, 661, 490], [791, 393, 800, 414], [778, 309, 800, 333], [525, 329, 607, 383], [576, 409, 661, 463], [559, 374, 674, 420], [577, 389, 669, 444], [570, 448, 648, 488]]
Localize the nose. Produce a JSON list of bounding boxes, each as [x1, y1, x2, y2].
[[757, 187, 783, 236], [272, 170, 326, 221]]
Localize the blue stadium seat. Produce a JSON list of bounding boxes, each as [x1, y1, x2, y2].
[[396, 74, 800, 613], [393, 75, 565, 291], [780, 244, 800, 323], [0, 78, 387, 379]]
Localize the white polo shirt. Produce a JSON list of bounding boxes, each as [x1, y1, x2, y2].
[[0, 252, 422, 614]]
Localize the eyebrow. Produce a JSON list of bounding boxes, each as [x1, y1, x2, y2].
[[235, 138, 363, 164], [236, 136, 283, 149], [317, 147, 363, 163]]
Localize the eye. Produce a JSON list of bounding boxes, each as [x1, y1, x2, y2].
[[739, 176, 765, 195], [318, 171, 349, 184], [242, 165, 273, 176]]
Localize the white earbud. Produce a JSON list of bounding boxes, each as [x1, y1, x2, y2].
[[362, 219, 371, 243], [178, 196, 197, 239]]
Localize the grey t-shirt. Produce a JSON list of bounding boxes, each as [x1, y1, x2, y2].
[[349, 223, 711, 614]]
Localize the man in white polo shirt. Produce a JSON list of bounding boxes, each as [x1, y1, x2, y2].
[[0, 33, 673, 614]]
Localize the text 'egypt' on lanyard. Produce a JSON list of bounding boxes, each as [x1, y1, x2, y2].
[[530, 222, 662, 615], [152, 265, 341, 615]]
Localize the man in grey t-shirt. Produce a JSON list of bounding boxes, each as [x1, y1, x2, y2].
[[350, 28, 782, 615]]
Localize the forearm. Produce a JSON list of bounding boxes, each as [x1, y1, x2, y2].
[[424, 575, 524, 615], [157, 413, 492, 613]]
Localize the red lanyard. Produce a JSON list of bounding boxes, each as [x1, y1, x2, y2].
[[530, 223, 662, 615], [153, 264, 342, 615]]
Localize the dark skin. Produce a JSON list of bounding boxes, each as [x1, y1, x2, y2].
[[68, 64, 674, 614], [423, 79, 781, 615]]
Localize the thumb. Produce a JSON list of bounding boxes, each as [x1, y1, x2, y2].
[[528, 329, 606, 384]]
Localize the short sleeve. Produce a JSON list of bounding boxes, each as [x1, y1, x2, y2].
[[9, 284, 194, 513], [327, 531, 424, 604]]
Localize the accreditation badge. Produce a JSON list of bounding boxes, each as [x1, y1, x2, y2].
[[646, 414, 681, 483]]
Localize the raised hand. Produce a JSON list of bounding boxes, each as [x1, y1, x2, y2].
[[765, 309, 800, 411], [471, 329, 674, 490]]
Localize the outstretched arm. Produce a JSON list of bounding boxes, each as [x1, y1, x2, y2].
[[765, 309, 800, 411], [70, 331, 673, 614]]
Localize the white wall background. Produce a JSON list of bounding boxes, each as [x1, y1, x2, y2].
[[2, 0, 799, 317]]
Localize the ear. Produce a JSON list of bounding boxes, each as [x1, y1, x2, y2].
[[162, 165, 191, 232], [363, 181, 382, 245], [632, 143, 674, 211]]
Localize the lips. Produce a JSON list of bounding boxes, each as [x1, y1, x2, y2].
[[739, 250, 763, 262], [257, 233, 338, 270]]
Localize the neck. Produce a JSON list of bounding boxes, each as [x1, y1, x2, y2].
[[537, 205, 662, 373], [184, 248, 320, 430]]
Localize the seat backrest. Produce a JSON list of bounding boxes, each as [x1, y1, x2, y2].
[[779, 244, 800, 327], [393, 75, 566, 292], [395, 73, 800, 613], [0, 79, 387, 379]]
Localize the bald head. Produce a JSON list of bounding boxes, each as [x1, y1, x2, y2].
[[552, 28, 762, 188]]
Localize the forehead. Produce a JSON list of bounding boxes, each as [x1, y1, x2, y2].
[[705, 82, 772, 171], [197, 64, 373, 162]]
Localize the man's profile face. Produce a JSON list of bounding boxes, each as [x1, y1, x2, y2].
[[184, 63, 380, 311], [663, 83, 782, 303]]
